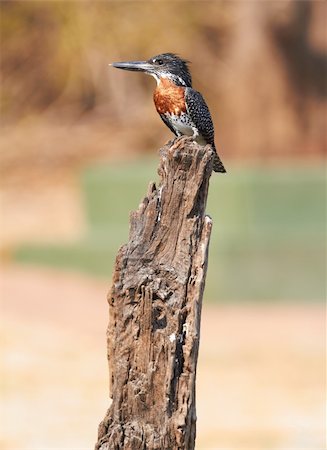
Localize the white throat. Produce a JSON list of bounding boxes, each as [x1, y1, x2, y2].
[[149, 72, 187, 87]]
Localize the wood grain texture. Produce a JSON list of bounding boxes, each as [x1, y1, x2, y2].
[[95, 138, 214, 450]]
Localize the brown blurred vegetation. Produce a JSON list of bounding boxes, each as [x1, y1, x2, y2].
[[0, 1, 326, 187]]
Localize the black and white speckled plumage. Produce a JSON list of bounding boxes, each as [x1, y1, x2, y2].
[[161, 111, 195, 138], [185, 89, 214, 145], [184, 88, 226, 173]]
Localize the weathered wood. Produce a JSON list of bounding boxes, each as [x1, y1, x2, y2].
[[95, 138, 214, 450]]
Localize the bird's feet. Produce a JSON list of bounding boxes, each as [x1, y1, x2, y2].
[[177, 135, 195, 144]]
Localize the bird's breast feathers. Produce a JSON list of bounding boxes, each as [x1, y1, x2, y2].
[[153, 78, 186, 115]]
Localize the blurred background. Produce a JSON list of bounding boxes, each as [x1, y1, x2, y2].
[[0, 1, 325, 449]]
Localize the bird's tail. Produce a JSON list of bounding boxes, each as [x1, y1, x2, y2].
[[212, 145, 226, 173]]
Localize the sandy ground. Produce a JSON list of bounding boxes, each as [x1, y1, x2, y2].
[[0, 265, 325, 450]]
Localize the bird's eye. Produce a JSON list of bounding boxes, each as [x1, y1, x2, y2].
[[156, 58, 163, 65]]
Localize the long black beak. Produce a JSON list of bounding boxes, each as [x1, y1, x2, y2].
[[109, 60, 153, 73]]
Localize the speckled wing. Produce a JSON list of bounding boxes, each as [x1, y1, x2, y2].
[[185, 88, 226, 173], [184, 88, 215, 145]]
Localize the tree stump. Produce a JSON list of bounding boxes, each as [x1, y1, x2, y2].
[[95, 138, 214, 450]]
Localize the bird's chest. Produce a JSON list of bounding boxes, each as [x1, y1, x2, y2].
[[153, 79, 187, 116]]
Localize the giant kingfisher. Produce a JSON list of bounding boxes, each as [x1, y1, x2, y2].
[[110, 53, 226, 173]]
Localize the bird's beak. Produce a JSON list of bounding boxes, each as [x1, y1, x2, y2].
[[109, 60, 154, 73]]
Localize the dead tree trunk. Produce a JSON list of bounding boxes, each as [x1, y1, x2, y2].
[[95, 138, 214, 450]]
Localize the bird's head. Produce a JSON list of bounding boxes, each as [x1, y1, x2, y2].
[[110, 53, 192, 87]]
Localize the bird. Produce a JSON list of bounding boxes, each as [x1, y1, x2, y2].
[[110, 53, 226, 173]]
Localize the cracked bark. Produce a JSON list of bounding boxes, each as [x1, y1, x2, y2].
[[95, 138, 214, 450]]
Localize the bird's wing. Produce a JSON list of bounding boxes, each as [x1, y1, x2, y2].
[[185, 88, 226, 173], [184, 88, 215, 145], [159, 113, 180, 136]]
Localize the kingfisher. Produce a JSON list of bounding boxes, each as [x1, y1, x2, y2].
[[110, 53, 226, 173]]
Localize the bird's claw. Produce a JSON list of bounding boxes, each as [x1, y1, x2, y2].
[[178, 135, 195, 144]]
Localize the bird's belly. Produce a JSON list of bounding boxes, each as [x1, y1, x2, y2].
[[168, 112, 194, 135], [168, 112, 207, 144], [173, 121, 193, 137]]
